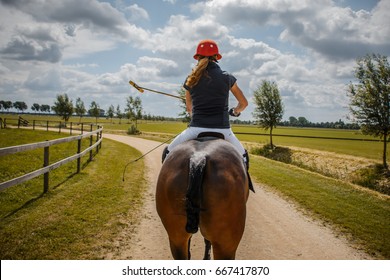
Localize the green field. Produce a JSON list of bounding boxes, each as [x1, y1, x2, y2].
[[0, 128, 145, 259], [134, 121, 385, 161], [1, 113, 386, 162]]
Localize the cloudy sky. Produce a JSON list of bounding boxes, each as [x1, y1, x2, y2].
[[0, 0, 389, 122]]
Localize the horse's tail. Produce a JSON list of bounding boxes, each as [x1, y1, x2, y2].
[[185, 152, 207, 234]]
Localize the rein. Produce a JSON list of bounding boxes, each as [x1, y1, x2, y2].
[[122, 134, 179, 182]]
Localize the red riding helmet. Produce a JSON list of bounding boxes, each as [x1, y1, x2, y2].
[[193, 39, 222, 60]]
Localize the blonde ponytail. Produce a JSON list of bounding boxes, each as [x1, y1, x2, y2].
[[185, 56, 214, 88]]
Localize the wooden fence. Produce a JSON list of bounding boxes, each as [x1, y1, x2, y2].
[[0, 127, 103, 193], [0, 116, 100, 135]]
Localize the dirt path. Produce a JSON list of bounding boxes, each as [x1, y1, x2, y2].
[[104, 134, 371, 260]]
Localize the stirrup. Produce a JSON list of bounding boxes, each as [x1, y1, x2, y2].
[[247, 172, 255, 193], [243, 150, 250, 170], [243, 150, 255, 193]]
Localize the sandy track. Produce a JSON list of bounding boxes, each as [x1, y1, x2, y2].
[[104, 133, 371, 260]]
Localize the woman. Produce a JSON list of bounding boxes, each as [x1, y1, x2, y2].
[[163, 39, 252, 189]]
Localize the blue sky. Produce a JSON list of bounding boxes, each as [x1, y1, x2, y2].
[[0, 0, 389, 122]]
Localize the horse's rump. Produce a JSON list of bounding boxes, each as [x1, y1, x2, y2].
[[156, 138, 249, 259]]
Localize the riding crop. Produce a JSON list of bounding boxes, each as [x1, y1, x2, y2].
[[129, 80, 185, 100], [122, 133, 179, 182]]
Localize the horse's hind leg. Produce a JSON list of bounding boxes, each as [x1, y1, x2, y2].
[[203, 239, 211, 260], [169, 236, 192, 260], [211, 241, 238, 260]]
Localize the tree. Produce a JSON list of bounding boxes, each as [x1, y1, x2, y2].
[[31, 103, 40, 113], [13, 101, 27, 112], [348, 54, 390, 169], [40, 104, 51, 113], [3, 101, 12, 111], [116, 105, 123, 124], [178, 88, 191, 123], [298, 116, 309, 127], [107, 104, 115, 123], [125, 97, 133, 123], [252, 80, 284, 148], [289, 116, 298, 126], [89, 101, 100, 124], [52, 94, 74, 122], [0, 100, 12, 112], [75, 97, 86, 123], [125, 96, 143, 129]]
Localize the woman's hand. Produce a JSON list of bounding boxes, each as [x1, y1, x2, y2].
[[230, 82, 248, 115], [229, 108, 241, 117]]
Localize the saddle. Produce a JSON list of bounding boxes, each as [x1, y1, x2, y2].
[[195, 132, 225, 142], [162, 131, 255, 192]]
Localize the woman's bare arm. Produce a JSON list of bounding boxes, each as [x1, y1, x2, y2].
[[230, 82, 248, 114]]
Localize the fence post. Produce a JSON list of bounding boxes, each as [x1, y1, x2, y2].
[[43, 144, 49, 193], [96, 126, 100, 154], [81, 123, 84, 134], [99, 127, 103, 149], [46, 121, 49, 131], [77, 138, 81, 173], [89, 132, 93, 161], [70, 122, 73, 135]]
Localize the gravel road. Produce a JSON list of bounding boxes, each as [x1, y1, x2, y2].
[[104, 134, 370, 260]]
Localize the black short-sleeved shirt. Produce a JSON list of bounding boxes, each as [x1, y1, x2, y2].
[[183, 62, 236, 128]]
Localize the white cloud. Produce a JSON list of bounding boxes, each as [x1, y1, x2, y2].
[[0, 0, 151, 62], [148, 14, 229, 56], [137, 57, 180, 77], [0, 0, 388, 122], [24, 68, 63, 91], [124, 4, 149, 22], [193, 0, 390, 60], [1, 0, 130, 36]]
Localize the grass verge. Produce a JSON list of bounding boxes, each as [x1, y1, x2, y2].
[[250, 144, 389, 195], [250, 155, 390, 259], [0, 130, 145, 259]]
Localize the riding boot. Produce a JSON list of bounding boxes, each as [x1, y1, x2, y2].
[[162, 146, 170, 163], [243, 150, 250, 170], [243, 150, 255, 193]]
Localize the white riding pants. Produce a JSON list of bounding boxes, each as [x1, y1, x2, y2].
[[167, 127, 246, 156]]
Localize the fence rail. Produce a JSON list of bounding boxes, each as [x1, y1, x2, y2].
[[233, 131, 384, 142], [0, 127, 103, 192], [0, 116, 100, 135]]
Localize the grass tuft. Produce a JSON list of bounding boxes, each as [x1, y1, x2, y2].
[[351, 164, 390, 195]]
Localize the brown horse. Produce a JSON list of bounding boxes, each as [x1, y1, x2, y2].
[[156, 136, 249, 260]]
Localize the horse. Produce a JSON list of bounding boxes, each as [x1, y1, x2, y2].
[[155, 135, 249, 260]]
